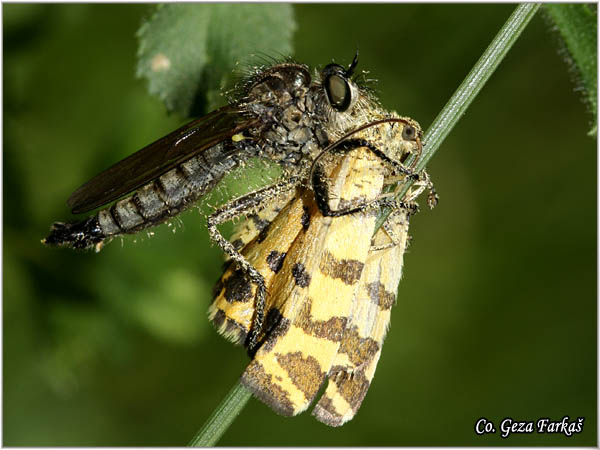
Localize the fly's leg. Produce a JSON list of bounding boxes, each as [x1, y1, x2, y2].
[[207, 177, 299, 355], [330, 139, 417, 179], [311, 138, 426, 218], [311, 161, 416, 218], [319, 195, 417, 218], [313, 135, 437, 217]]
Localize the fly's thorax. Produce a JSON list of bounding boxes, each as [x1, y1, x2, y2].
[[244, 63, 313, 128], [246, 63, 312, 103], [239, 63, 320, 169]]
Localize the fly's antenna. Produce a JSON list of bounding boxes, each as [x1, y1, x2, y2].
[[346, 48, 359, 77]]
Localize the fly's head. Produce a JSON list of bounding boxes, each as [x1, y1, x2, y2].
[[320, 57, 360, 114], [312, 55, 379, 142]]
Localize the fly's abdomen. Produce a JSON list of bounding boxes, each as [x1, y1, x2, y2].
[[44, 144, 239, 251]]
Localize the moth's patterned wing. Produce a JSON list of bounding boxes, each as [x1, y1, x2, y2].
[[209, 189, 303, 345], [209, 146, 375, 346], [240, 148, 387, 417], [312, 208, 411, 426]]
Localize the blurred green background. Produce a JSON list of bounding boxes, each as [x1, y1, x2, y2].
[[3, 4, 596, 446]]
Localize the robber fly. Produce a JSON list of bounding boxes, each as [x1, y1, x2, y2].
[[44, 54, 427, 351]]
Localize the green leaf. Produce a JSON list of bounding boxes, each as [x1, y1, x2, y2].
[[136, 4, 296, 117], [544, 4, 597, 134]]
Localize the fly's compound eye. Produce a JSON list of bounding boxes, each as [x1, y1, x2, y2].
[[402, 125, 417, 141], [325, 73, 352, 111], [322, 63, 355, 112]]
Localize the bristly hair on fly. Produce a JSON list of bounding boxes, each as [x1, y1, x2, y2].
[[351, 70, 379, 98], [225, 52, 380, 109], [224, 53, 300, 105]]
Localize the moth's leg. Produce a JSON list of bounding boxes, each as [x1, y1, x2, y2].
[[397, 169, 437, 208], [207, 177, 299, 354], [404, 169, 438, 209], [370, 172, 437, 252], [369, 214, 409, 252], [426, 176, 439, 209]]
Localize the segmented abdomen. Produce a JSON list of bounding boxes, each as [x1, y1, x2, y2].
[[45, 143, 241, 250], [101, 144, 236, 233]]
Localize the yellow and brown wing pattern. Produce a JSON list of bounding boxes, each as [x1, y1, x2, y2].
[[212, 147, 397, 418], [313, 208, 410, 426]]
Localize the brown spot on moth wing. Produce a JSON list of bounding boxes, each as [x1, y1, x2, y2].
[[312, 208, 411, 426], [240, 195, 335, 416], [241, 148, 389, 417], [209, 192, 307, 345]]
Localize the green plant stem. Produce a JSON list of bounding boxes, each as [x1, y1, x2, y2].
[[188, 380, 252, 447], [375, 3, 540, 231], [190, 3, 540, 446]]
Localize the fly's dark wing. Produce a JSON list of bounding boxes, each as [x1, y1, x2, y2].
[[68, 105, 260, 214]]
